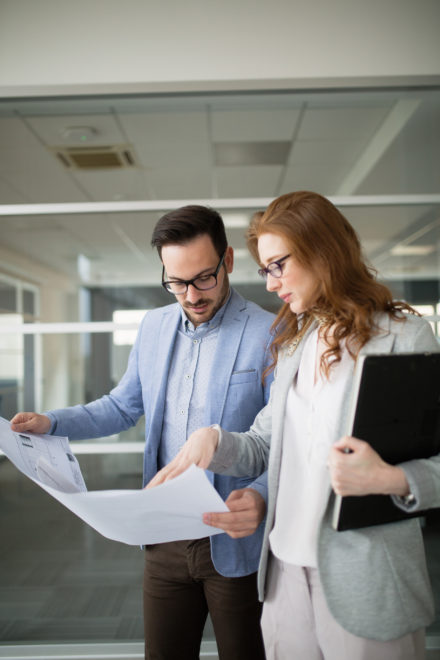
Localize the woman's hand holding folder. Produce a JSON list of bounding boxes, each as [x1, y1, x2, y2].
[[329, 435, 411, 498]]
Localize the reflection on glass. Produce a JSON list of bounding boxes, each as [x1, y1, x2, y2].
[[39, 332, 145, 443], [0, 313, 23, 419], [112, 309, 148, 346], [0, 88, 440, 202], [0, 281, 17, 314]]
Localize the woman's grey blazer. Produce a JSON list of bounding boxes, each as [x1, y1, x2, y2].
[[210, 313, 440, 641]]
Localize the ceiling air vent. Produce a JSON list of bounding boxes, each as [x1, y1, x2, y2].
[[54, 145, 137, 170]]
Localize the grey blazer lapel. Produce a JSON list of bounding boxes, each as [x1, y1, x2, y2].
[[275, 316, 396, 444], [337, 314, 396, 438]]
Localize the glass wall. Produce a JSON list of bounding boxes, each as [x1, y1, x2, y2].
[[0, 275, 39, 419], [1, 87, 440, 657]]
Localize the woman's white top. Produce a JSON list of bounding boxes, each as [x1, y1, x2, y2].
[[269, 327, 353, 567]]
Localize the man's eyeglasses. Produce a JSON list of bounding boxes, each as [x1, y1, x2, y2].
[[162, 251, 226, 294], [258, 254, 291, 280]]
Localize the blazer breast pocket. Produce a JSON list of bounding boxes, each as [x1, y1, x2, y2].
[[226, 369, 263, 430], [230, 369, 258, 385]]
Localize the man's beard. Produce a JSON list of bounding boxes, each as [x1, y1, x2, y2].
[[182, 273, 229, 326]]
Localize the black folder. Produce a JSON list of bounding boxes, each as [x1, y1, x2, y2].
[[332, 352, 440, 532]]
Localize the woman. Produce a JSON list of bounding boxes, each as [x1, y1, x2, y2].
[[150, 191, 440, 659]]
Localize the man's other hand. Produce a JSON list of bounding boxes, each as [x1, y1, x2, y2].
[[10, 412, 51, 434], [203, 488, 266, 538]]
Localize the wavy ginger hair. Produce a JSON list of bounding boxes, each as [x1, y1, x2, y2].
[[247, 191, 418, 377]]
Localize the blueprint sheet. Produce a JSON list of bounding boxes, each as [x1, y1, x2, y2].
[[0, 416, 228, 545]]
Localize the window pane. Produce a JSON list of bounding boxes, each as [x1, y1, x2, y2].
[[1, 86, 440, 653], [0, 282, 16, 314]]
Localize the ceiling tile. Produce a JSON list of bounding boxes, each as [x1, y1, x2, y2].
[[279, 164, 344, 196], [0, 117, 40, 149], [147, 166, 213, 199], [135, 140, 211, 169], [0, 177, 27, 203], [118, 111, 210, 145], [214, 142, 290, 166], [0, 226, 83, 275], [211, 109, 300, 142], [298, 106, 390, 140], [216, 165, 282, 197], [288, 138, 367, 166], [345, 205, 434, 242], [0, 145, 89, 203], [71, 168, 153, 201]]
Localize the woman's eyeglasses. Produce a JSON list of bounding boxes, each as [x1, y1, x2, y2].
[[258, 254, 291, 280]]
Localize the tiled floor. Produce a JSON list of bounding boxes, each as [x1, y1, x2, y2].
[[0, 455, 145, 643], [0, 453, 216, 647], [0, 452, 439, 655]]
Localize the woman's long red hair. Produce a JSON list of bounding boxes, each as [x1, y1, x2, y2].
[[247, 191, 418, 377]]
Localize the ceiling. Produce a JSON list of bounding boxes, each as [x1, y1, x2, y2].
[[0, 88, 439, 292]]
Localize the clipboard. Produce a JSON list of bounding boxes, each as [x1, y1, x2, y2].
[[332, 352, 440, 532]]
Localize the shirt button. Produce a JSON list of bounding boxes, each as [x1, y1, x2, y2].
[[193, 339, 199, 344], [180, 410, 185, 415], [185, 374, 191, 380]]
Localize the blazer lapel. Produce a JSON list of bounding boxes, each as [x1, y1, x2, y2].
[[336, 313, 396, 438], [203, 291, 248, 426], [272, 315, 396, 461], [147, 306, 181, 439], [360, 314, 395, 355]]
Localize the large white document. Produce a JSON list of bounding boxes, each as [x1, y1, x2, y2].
[[0, 417, 228, 545]]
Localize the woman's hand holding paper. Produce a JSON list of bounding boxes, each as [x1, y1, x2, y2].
[[146, 426, 220, 488]]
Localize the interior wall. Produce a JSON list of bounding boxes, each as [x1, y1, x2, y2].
[[0, 245, 80, 411], [0, 0, 439, 95], [0, 244, 76, 321]]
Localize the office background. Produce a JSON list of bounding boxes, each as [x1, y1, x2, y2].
[[0, 1, 440, 658]]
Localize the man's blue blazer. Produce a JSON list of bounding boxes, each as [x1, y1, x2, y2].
[[47, 289, 275, 577]]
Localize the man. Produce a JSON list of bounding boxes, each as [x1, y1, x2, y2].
[[11, 205, 274, 660]]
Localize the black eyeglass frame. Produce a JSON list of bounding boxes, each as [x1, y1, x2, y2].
[[258, 253, 291, 280], [161, 251, 226, 294]]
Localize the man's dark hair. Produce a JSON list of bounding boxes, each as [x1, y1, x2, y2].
[[151, 205, 227, 259]]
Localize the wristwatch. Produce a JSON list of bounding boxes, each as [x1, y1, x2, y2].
[[399, 492, 415, 506]]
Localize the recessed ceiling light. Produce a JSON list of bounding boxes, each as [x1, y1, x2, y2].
[[390, 245, 435, 256], [61, 126, 98, 143]]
